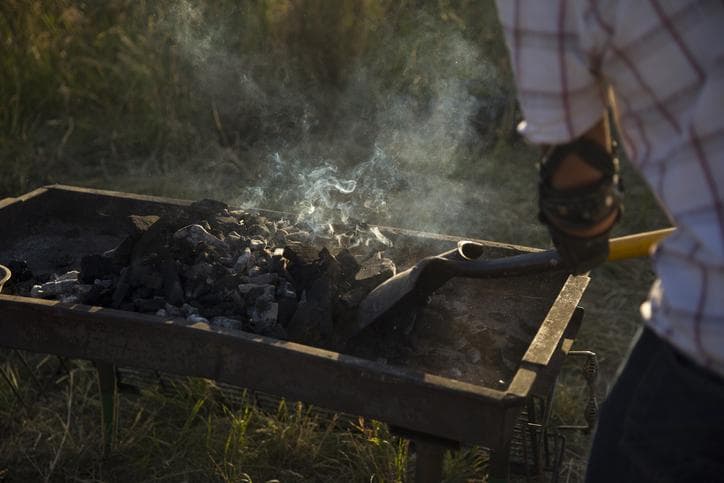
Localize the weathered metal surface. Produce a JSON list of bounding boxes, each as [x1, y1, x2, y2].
[[0, 184, 589, 451], [0, 294, 514, 447], [522, 277, 590, 368]]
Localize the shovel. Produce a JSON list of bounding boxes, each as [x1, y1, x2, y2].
[[352, 228, 674, 337]]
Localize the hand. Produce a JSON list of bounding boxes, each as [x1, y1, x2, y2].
[[549, 155, 619, 237], [537, 121, 623, 274]]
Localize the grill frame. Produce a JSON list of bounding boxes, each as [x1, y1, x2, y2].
[[0, 184, 590, 480]]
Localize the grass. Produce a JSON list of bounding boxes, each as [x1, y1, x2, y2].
[[0, 1, 670, 481], [0, 356, 412, 482]]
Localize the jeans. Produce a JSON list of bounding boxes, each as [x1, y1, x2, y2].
[[586, 327, 724, 482]]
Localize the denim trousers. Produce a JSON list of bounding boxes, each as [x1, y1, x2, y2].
[[586, 327, 724, 482]]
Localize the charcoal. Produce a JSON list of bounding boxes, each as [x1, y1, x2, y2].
[[210, 215, 241, 237], [248, 266, 264, 278], [6, 260, 33, 283], [355, 254, 395, 290], [248, 238, 266, 251], [134, 297, 167, 313], [335, 249, 360, 280], [213, 272, 244, 292], [181, 303, 199, 317], [199, 301, 239, 319], [466, 348, 482, 364], [276, 280, 297, 299], [129, 263, 163, 292], [130, 215, 185, 264], [226, 231, 244, 250], [287, 301, 314, 343], [283, 243, 318, 265], [132, 286, 154, 299], [238, 283, 275, 303], [95, 278, 113, 289], [283, 243, 322, 290], [287, 271, 335, 343], [120, 302, 136, 312], [318, 248, 341, 279], [59, 294, 80, 304], [82, 283, 112, 306], [307, 275, 334, 338], [256, 249, 271, 267], [75, 283, 94, 297], [266, 324, 288, 340], [164, 303, 182, 317], [173, 224, 227, 252], [248, 302, 278, 334], [80, 254, 115, 283], [112, 268, 131, 308], [161, 257, 184, 306], [210, 316, 243, 331], [60, 271, 80, 282], [34, 273, 53, 284], [30, 271, 80, 298], [234, 248, 252, 273], [339, 286, 368, 308], [195, 291, 224, 306], [286, 231, 310, 243], [249, 273, 278, 285], [127, 214, 160, 233], [185, 277, 209, 300], [30, 278, 77, 298], [243, 222, 271, 239], [269, 257, 286, 275], [25, 198, 400, 347], [102, 215, 160, 267], [272, 229, 288, 246], [187, 314, 209, 324], [104, 237, 136, 266], [277, 297, 298, 328], [186, 261, 213, 282], [229, 290, 244, 309]]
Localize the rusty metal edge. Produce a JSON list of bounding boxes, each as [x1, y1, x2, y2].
[[26, 186, 588, 403], [519, 275, 590, 369], [44, 184, 192, 207], [0, 294, 505, 399], [0, 187, 49, 210], [0, 293, 514, 445]]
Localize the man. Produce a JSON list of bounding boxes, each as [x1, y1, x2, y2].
[[494, 1, 724, 481]]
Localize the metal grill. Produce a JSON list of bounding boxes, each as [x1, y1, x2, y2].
[[0, 185, 592, 482]]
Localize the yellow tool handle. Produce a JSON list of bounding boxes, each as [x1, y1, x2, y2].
[[608, 227, 675, 261]]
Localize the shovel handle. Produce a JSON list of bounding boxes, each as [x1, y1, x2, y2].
[[452, 227, 676, 277], [608, 228, 674, 261]]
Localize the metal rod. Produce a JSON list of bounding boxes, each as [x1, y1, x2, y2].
[[96, 361, 118, 457], [414, 440, 445, 483]]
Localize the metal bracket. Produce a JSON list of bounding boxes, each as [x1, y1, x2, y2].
[[95, 361, 118, 456], [556, 350, 599, 432]]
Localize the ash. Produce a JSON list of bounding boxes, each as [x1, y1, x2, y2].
[[7, 199, 395, 347]]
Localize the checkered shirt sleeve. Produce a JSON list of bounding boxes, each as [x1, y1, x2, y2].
[[496, 0, 724, 378]]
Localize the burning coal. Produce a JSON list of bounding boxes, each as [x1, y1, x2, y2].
[[7, 199, 396, 348]]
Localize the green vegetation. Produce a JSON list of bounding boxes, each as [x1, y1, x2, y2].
[[0, 1, 669, 481], [0, 0, 513, 200]]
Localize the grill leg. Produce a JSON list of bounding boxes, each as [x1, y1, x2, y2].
[[414, 439, 445, 483], [488, 439, 511, 483], [96, 362, 117, 456]]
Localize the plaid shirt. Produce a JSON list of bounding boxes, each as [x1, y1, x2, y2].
[[496, 0, 724, 377]]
